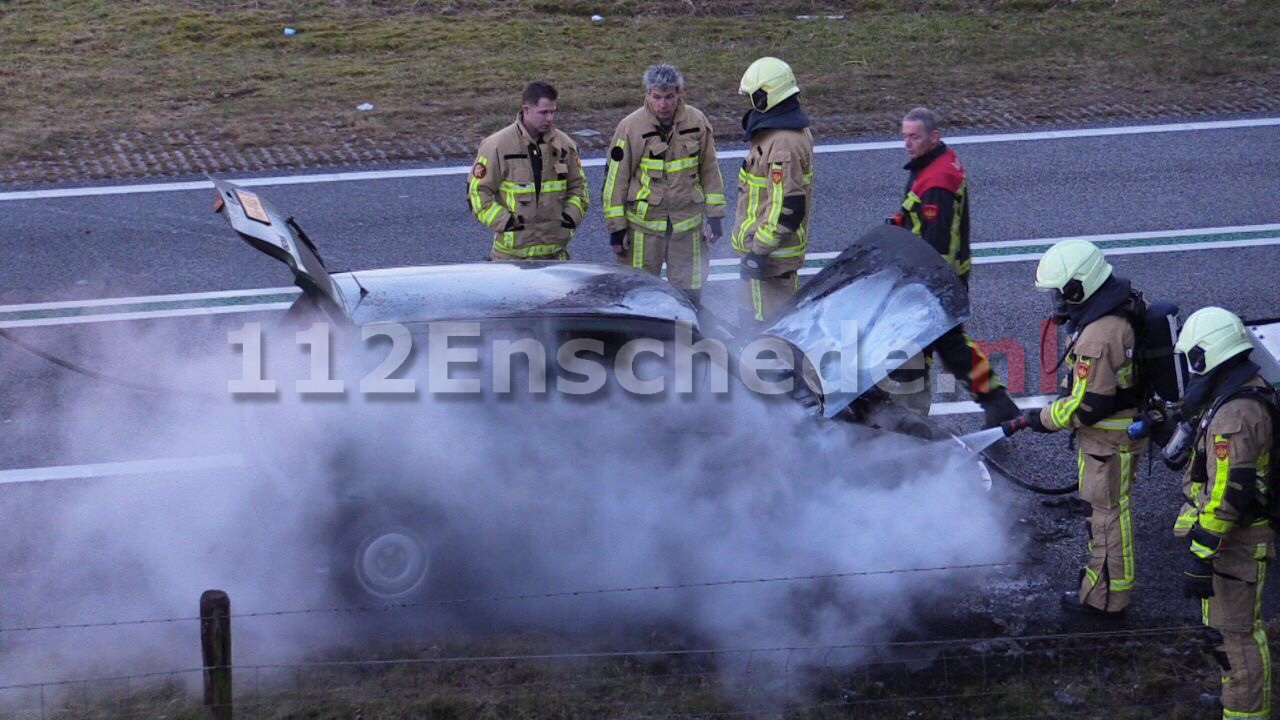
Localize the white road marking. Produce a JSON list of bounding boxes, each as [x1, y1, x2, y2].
[[3, 117, 1277, 201], [1, 224, 1276, 327], [0, 454, 246, 484]]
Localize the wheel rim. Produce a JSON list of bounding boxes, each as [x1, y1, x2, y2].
[[354, 528, 429, 600]]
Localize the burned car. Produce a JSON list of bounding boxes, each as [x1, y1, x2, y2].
[[212, 177, 991, 608]]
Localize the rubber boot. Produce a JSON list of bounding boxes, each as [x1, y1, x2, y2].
[[977, 387, 1020, 428]]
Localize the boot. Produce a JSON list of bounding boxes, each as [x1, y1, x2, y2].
[[976, 387, 1020, 429]]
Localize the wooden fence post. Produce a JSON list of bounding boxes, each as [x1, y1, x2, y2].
[[200, 589, 233, 720]]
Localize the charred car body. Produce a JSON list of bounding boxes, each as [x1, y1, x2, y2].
[[212, 177, 991, 607]]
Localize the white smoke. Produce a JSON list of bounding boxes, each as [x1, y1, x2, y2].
[[0, 316, 1014, 702]]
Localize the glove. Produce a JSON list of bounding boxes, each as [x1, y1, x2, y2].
[[1002, 409, 1047, 437], [610, 229, 628, 255], [1001, 414, 1031, 437], [1181, 556, 1215, 599], [560, 213, 576, 229], [740, 252, 769, 280], [707, 217, 723, 239], [503, 214, 525, 232]]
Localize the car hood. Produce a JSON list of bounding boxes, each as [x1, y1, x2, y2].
[[764, 225, 970, 417], [332, 263, 698, 326], [212, 177, 696, 328]]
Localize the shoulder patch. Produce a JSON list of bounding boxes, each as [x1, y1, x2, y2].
[[471, 162, 486, 179], [1214, 439, 1230, 461], [1075, 360, 1091, 380], [770, 167, 783, 184], [922, 204, 939, 221], [610, 146, 625, 162]]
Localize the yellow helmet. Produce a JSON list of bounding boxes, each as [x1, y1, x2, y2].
[[1175, 306, 1253, 375], [1034, 238, 1113, 304], [739, 57, 799, 112]]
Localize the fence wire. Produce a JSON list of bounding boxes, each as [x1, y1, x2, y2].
[[0, 620, 1253, 719]]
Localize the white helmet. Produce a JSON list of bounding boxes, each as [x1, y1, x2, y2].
[[1035, 238, 1113, 304], [739, 57, 799, 112], [1175, 306, 1253, 375]]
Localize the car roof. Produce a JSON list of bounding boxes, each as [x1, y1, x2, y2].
[[331, 262, 699, 327]]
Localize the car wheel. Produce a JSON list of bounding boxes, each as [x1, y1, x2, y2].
[[337, 514, 433, 605]]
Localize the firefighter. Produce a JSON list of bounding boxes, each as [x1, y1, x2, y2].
[[1170, 307, 1274, 719], [468, 81, 589, 260], [732, 57, 814, 328], [888, 107, 1020, 427], [1003, 238, 1147, 615], [602, 64, 726, 307]]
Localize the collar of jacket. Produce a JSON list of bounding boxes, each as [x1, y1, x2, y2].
[[515, 114, 552, 148], [1063, 275, 1132, 333], [903, 141, 949, 172], [741, 96, 810, 142], [643, 99, 684, 133], [1182, 355, 1262, 418]]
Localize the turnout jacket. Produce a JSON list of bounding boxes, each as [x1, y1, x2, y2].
[[601, 102, 725, 236], [1038, 313, 1139, 451], [731, 127, 814, 274], [891, 143, 971, 281], [468, 116, 589, 258], [1175, 375, 1276, 551]]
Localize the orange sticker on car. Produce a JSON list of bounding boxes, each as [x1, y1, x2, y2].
[[1075, 361, 1090, 380], [922, 204, 939, 221], [1214, 440, 1229, 460], [472, 163, 486, 179], [770, 167, 783, 184]]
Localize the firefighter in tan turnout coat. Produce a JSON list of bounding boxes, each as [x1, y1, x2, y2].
[[468, 81, 589, 260], [731, 57, 814, 326], [602, 64, 725, 305], [1003, 239, 1147, 616], [1171, 307, 1275, 720]]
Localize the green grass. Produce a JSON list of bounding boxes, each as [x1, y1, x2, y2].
[[0, 0, 1278, 167]]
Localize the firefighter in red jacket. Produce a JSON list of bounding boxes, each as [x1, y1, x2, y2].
[[889, 107, 1019, 428]]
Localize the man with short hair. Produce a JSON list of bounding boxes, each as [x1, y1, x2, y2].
[[602, 64, 725, 306], [468, 81, 589, 260], [889, 107, 1020, 427]]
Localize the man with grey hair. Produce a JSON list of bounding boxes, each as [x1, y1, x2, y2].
[[888, 106, 1020, 428], [602, 63, 725, 306]]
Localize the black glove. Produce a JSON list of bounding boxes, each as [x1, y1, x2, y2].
[[707, 217, 723, 238], [561, 213, 576, 229], [609, 229, 627, 254], [503, 214, 525, 232], [1181, 556, 1215, 599], [1001, 414, 1031, 437], [740, 252, 769, 280], [1002, 409, 1048, 437]]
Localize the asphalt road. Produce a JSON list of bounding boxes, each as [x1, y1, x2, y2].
[[2, 115, 1279, 689]]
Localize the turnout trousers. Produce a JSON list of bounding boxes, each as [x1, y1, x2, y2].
[[1075, 430, 1144, 613], [1202, 540, 1273, 719]]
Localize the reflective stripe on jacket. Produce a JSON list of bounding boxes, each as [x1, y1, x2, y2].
[[896, 143, 971, 280], [731, 127, 814, 273], [1177, 376, 1276, 546], [602, 102, 725, 235], [1040, 314, 1137, 432], [467, 116, 589, 258]]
